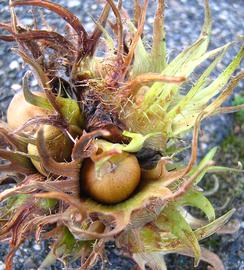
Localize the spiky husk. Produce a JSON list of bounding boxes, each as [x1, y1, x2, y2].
[[0, 1, 243, 269]]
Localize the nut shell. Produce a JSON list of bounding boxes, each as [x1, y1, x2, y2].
[[7, 91, 49, 132], [81, 153, 141, 204], [28, 125, 73, 175]]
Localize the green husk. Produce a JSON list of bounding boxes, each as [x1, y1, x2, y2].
[[0, 1, 242, 270]]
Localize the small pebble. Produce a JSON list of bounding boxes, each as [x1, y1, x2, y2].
[[11, 84, 21, 91], [67, 0, 80, 8], [91, 4, 97, 10], [0, 262, 5, 270], [147, 17, 154, 24], [18, 258, 24, 263], [33, 243, 41, 251], [85, 21, 95, 32], [22, 17, 33, 25], [30, 79, 38, 87], [9, 60, 20, 70]]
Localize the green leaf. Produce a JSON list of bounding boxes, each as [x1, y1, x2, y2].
[[133, 252, 167, 270], [38, 198, 57, 210], [22, 72, 53, 110], [90, 17, 114, 52], [139, 226, 162, 251], [39, 249, 61, 269], [193, 47, 244, 105], [132, 38, 151, 77], [156, 205, 201, 266], [22, 71, 83, 127], [207, 165, 244, 174], [141, 0, 212, 113], [57, 96, 84, 127], [121, 131, 161, 152], [95, 131, 162, 154], [150, 0, 166, 73], [203, 71, 244, 118], [194, 209, 235, 240], [189, 147, 218, 184], [171, 48, 243, 135], [177, 190, 215, 221], [126, 19, 151, 77], [7, 194, 30, 209], [169, 44, 230, 123], [39, 227, 90, 269]]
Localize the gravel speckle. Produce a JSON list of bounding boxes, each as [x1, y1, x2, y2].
[[9, 60, 20, 70], [11, 83, 22, 91], [67, 0, 81, 8], [21, 17, 34, 26], [33, 243, 41, 251], [0, 262, 5, 270]]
